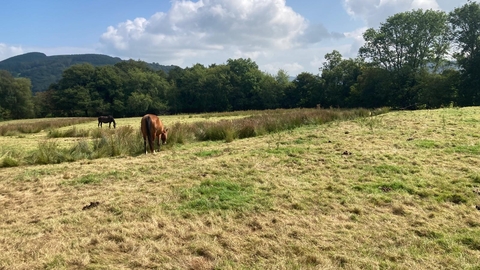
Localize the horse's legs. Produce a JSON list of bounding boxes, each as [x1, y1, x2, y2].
[[143, 135, 148, 154], [157, 134, 161, 153]]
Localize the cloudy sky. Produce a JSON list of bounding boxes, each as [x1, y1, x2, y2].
[[0, 0, 474, 76]]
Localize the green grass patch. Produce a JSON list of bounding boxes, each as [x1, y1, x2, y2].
[[62, 174, 103, 186], [448, 144, 480, 155], [373, 164, 406, 175], [462, 118, 480, 123], [265, 147, 305, 156], [468, 173, 480, 184], [415, 140, 440, 149], [458, 236, 480, 251], [177, 180, 265, 212], [194, 150, 222, 157]]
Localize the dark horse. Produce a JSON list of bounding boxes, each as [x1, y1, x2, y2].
[[98, 115, 116, 128], [140, 114, 168, 154]]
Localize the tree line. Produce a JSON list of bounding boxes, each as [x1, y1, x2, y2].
[[0, 1, 479, 120]]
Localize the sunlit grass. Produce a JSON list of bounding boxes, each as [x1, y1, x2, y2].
[[1, 107, 480, 269], [0, 108, 373, 166]]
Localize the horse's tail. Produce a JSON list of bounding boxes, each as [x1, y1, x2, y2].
[[111, 117, 116, 128], [145, 116, 153, 152]]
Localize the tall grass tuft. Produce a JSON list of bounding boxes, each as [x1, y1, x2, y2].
[[187, 108, 373, 142], [7, 108, 380, 165], [0, 147, 24, 167], [236, 119, 257, 139], [90, 128, 116, 139], [69, 140, 93, 160], [0, 118, 95, 136], [193, 121, 236, 142], [47, 127, 90, 138], [29, 141, 70, 165], [167, 122, 196, 144], [92, 126, 144, 158], [1, 156, 19, 167]]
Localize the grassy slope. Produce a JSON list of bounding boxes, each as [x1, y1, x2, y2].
[[1, 108, 480, 269]]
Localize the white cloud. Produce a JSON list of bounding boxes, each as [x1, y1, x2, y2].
[[0, 44, 24, 60], [99, 0, 342, 75], [437, 0, 477, 12], [343, 0, 440, 27], [344, 27, 369, 56], [343, 0, 478, 28]]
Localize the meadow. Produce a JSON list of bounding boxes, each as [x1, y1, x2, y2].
[[0, 107, 479, 269]]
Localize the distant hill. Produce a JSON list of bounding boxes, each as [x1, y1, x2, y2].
[[0, 52, 178, 93]]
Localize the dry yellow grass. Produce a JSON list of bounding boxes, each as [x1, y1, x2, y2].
[[1, 108, 480, 269]]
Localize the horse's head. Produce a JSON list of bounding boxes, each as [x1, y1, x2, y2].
[[160, 128, 169, 144]]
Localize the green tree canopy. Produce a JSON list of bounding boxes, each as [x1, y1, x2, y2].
[[450, 1, 480, 105], [360, 9, 450, 72], [0, 70, 34, 119]]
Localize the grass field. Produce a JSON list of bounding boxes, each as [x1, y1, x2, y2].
[[1, 108, 480, 269]]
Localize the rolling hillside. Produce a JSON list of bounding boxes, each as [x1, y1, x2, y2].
[[0, 52, 178, 93]]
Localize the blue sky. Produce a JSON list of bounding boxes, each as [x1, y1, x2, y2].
[[0, 0, 474, 76]]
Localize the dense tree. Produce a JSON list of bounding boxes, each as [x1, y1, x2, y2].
[[33, 90, 55, 117], [203, 64, 231, 112], [320, 51, 362, 107], [450, 1, 480, 105], [174, 64, 209, 113], [166, 67, 186, 114], [359, 9, 450, 108], [52, 85, 92, 116], [52, 64, 96, 116], [360, 9, 450, 72], [415, 69, 460, 108], [257, 72, 283, 109], [272, 70, 292, 108], [20, 3, 480, 119], [112, 61, 170, 116], [349, 67, 393, 108], [284, 72, 322, 108], [226, 58, 262, 111], [0, 70, 35, 119], [57, 63, 95, 90], [92, 65, 123, 115], [0, 52, 178, 93], [8, 3, 480, 119], [127, 92, 152, 116]]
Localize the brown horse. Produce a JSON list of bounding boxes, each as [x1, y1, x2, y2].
[[140, 114, 168, 154], [98, 115, 116, 128]]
